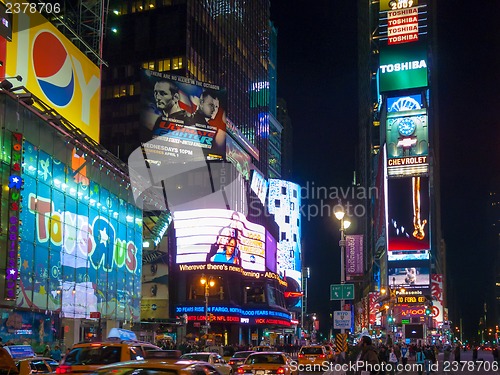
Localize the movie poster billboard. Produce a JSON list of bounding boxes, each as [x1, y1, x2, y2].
[[387, 176, 430, 254], [19, 141, 143, 320], [140, 69, 227, 162], [369, 292, 381, 328], [379, 42, 428, 92], [174, 209, 266, 272]]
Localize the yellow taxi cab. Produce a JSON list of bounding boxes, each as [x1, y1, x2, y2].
[[56, 328, 161, 375], [323, 345, 335, 362], [0, 345, 59, 375], [297, 345, 328, 367], [237, 352, 298, 375], [94, 359, 223, 375]]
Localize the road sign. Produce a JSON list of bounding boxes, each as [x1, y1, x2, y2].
[[334, 333, 348, 353], [334, 311, 351, 329], [330, 284, 355, 300]]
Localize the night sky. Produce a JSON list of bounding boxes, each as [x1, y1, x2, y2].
[[270, 0, 500, 341]]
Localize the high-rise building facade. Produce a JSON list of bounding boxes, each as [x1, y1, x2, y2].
[[101, 0, 298, 345], [356, 0, 447, 343]]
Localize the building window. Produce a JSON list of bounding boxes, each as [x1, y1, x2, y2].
[[281, 232, 286, 241], [274, 199, 280, 208]]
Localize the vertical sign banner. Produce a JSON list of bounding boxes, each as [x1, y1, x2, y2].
[[387, 7, 419, 45], [431, 274, 444, 326], [369, 292, 381, 328], [5, 132, 23, 300], [346, 235, 364, 278]]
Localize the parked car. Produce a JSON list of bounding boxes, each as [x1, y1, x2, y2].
[[237, 352, 298, 375], [180, 352, 233, 375], [227, 351, 254, 371]]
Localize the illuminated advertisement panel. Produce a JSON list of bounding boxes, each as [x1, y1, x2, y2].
[[387, 260, 430, 289], [369, 292, 381, 328], [387, 95, 423, 112], [176, 304, 291, 326], [431, 274, 444, 326], [141, 250, 169, 319], [379, 42, 428, 92], [387, 7, 419, 45], [268, 180, 302, 307], [345, 235, 364, 278], [174, 209, 266, 272], [380, 0, 419, 11], [250, 169, 268, 205], [5, 2, 101, 141], [19, 141, 143, 320], [140, 69, 227, 161], [265, 230, 277, 273], [226, 136, 251, 180], [387, 176, 430, 254], [386, 110, 428, 174]]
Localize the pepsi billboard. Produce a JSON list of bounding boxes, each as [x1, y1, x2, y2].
[[5, 4, 101, 141]]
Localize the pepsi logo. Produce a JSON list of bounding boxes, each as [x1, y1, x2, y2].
[[33, 31, 75, 107]]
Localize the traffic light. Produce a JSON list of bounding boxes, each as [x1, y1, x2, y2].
[[425, 307, 431, 315], [388, 315, 394, 323]]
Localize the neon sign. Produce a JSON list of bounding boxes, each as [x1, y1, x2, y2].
[[5, 132, 23, 300]]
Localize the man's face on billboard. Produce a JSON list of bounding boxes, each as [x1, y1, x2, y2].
[[154, 81, 174, 111], [200, 94, 217, 118]]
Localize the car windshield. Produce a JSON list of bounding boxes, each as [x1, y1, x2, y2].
[[98, 368, 179, 375], [233, 352, 252, 358], [63, 346, 121, 365], [181, 354, 210, 362], [247, 355, 284, 365], [300, 347, 323, 355]]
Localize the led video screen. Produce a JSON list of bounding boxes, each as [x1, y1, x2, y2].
[[19, 141, 143, 320], [387, 264, 430, 288], [387, 176, 430, 252], [174, 209, 266, 272], [386, 111, 428, 159], [250, 169, 268, 205]]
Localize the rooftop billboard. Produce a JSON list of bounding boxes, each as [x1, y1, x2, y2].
[[5, 2, 101, 141]]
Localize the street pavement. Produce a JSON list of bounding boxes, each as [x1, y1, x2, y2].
[[317, 350, 498, 375]]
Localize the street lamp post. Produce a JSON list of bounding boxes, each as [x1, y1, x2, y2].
[[334, 207, 351, 336], [200, 275, 215, 335]]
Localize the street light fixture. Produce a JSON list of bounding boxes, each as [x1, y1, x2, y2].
[[334, 206, 351, 332], [200, 274, 215, 335]]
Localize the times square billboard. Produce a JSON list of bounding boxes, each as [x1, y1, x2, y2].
[[379, 42, 428, 92], [386, 176, 430, 262], [4, 1, 101, 141], [268, 180, 302, 307], [18, 140, 143, 321], [140, 69, 227, 162], [173, 209, 285, 286]]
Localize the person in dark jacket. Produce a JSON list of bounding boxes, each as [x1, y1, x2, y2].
[[356, 336, 380, 375]]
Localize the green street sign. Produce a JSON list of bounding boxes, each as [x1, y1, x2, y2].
[[330, 285, 342, 300], [330, 284, 355, 300]]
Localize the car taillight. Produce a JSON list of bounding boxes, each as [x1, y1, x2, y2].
[[319, 354, 326, 358], [276, 367, 285, 374], [56, 365, 72, 374], [298, 354, 304, 358], [237, 368, 245, 374], [229, 361, 235, 365]]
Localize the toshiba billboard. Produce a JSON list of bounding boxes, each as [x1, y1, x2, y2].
[[4, 1, 101, 141]]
